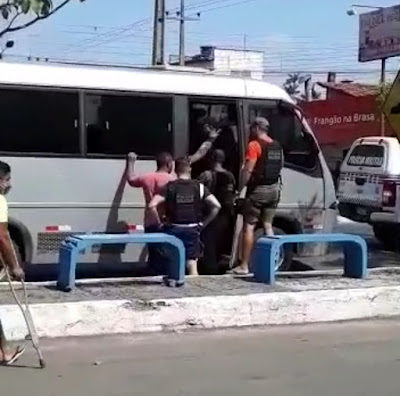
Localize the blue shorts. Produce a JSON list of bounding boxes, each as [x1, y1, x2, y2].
[[164, 224, 203, 260]]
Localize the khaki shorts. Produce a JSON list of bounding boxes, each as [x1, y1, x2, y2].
[[243, 184, 280, 226]]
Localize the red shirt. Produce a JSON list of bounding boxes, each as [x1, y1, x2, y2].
[[245, 136, 274, 162], [129, 171, 176, 227]]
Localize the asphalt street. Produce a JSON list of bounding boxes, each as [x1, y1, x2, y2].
[[2, 320, 400, 396]]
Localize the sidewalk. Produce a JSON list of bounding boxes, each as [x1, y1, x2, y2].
[[1, 268, 400, 340]]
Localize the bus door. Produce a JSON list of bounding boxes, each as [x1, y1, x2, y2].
[[188, 98, 242, 180]]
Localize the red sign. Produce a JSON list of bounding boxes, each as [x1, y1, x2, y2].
[[301, 96, 392, 148]]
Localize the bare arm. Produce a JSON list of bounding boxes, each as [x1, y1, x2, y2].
[[0, 223, 23, 279], [126, 152, 142, 187], [202, 194, 221, 228], [189, 126, 221, 164], [238, 159, 257, 192], [189, 140, 213, 164], [148, 194, 166, 225]]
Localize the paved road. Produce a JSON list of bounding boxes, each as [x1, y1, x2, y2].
[[2, 320, 400, 395]]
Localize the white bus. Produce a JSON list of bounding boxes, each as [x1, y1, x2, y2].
[[0, 61, 336, 272]]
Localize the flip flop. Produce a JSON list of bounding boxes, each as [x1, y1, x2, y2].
[[231, 268, 250, 275], [3, 345, 25, 366]]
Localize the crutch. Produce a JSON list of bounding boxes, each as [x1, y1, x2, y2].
[[0, 255, 45, 368]]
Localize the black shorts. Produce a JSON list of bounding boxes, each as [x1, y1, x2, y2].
[[164, 224, 203, 260], [244, 184, 280, 226]]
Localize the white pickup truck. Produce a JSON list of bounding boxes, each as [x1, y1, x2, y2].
[[338, 136, 400, 250]]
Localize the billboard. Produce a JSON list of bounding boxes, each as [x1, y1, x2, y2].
[[359, 5, 400, 62]]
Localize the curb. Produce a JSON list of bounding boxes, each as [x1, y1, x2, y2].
[[2, 285, 400, 340]]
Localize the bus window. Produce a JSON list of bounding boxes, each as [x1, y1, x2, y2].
[[248, 104, 319, 172], [0, 88, 79, 154], [85, 93, 173, 157], [189, 101, 239, 179]]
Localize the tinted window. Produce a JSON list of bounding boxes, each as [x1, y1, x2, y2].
[[85, 94, 172, 157], [189, 101, 239, 178], [347, 144, 384, 167], [248, 104, 318, 170], [0, 88, 79, 154]]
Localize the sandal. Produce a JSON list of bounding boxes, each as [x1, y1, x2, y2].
[[231, 267, 250, 275], [3, 345, 25, 366]]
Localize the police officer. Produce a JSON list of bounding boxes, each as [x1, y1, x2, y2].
[[234, 117, 284, 275], [149, 157, 221, 276], [199, 149, 236, 274]]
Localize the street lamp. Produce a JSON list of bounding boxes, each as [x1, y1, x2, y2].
[[346, 4, 387, 84], [346, 4, 383, 16]]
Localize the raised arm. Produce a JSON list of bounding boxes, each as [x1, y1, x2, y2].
[[126, 152, 143, 187]]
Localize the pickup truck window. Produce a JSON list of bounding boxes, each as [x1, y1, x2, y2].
[[347, 145, 384, 167]]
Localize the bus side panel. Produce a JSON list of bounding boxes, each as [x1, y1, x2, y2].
[[5, 157, 152, 265]]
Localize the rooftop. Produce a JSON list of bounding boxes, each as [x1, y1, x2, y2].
[[317, 82, 379, 97]]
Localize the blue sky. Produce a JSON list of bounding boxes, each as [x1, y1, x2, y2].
[[2, 0, 400, 85]]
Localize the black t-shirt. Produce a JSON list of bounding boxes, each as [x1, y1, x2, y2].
[[198, 169, 235, 212]]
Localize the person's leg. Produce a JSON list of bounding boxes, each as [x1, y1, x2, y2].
[[234, 199, 259, 274], [199, 219, 218, 275], [185, 226, 202, 276], [234, 222, 255, 274], [262, 188, 280, 236], [262, 208, 275, 236], [0, 321, 7, 361], [0, 320, 24, 363], [186, 259, 199, 276], [145, 226, 167, 275]]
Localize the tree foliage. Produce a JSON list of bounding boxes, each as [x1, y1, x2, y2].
[[376, 81, 392, 110], [0, 0, 84, 39], [283, 72, 321, 102]]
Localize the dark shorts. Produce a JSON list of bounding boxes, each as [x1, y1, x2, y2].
[[165, 224, 202, 260], [244, 184, 281, 226], [145, 225, 169, 275]]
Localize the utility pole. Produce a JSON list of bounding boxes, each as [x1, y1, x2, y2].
[[380, 57, 387, 136], [179, 0, 185, 66], [166, 0, 200, 66], [152, 0, 165, 65]]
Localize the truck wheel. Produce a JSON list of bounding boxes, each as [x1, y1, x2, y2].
[[373, 224, 398, 251], [254, 226, 293, 271]]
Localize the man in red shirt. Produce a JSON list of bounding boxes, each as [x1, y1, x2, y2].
[[126, 152, 175, 273], [234, 117, 283, 275]]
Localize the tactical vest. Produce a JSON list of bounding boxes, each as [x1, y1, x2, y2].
[[250, 140, 283, 188], [165, 179, 203, 224], [209, 170, 235, 210]]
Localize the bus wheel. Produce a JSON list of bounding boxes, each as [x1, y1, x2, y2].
[[254, 226, 293, 271]]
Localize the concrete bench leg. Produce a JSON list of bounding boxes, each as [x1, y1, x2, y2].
[[253, 242, 275, 285], [164, 244, 185, 287], [343, 241, 367, 279], [57, 243, 79, 292]]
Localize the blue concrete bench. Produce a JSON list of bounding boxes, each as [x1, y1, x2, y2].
[[57, 233, 186, 292], [252, 233, 367, 285]]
